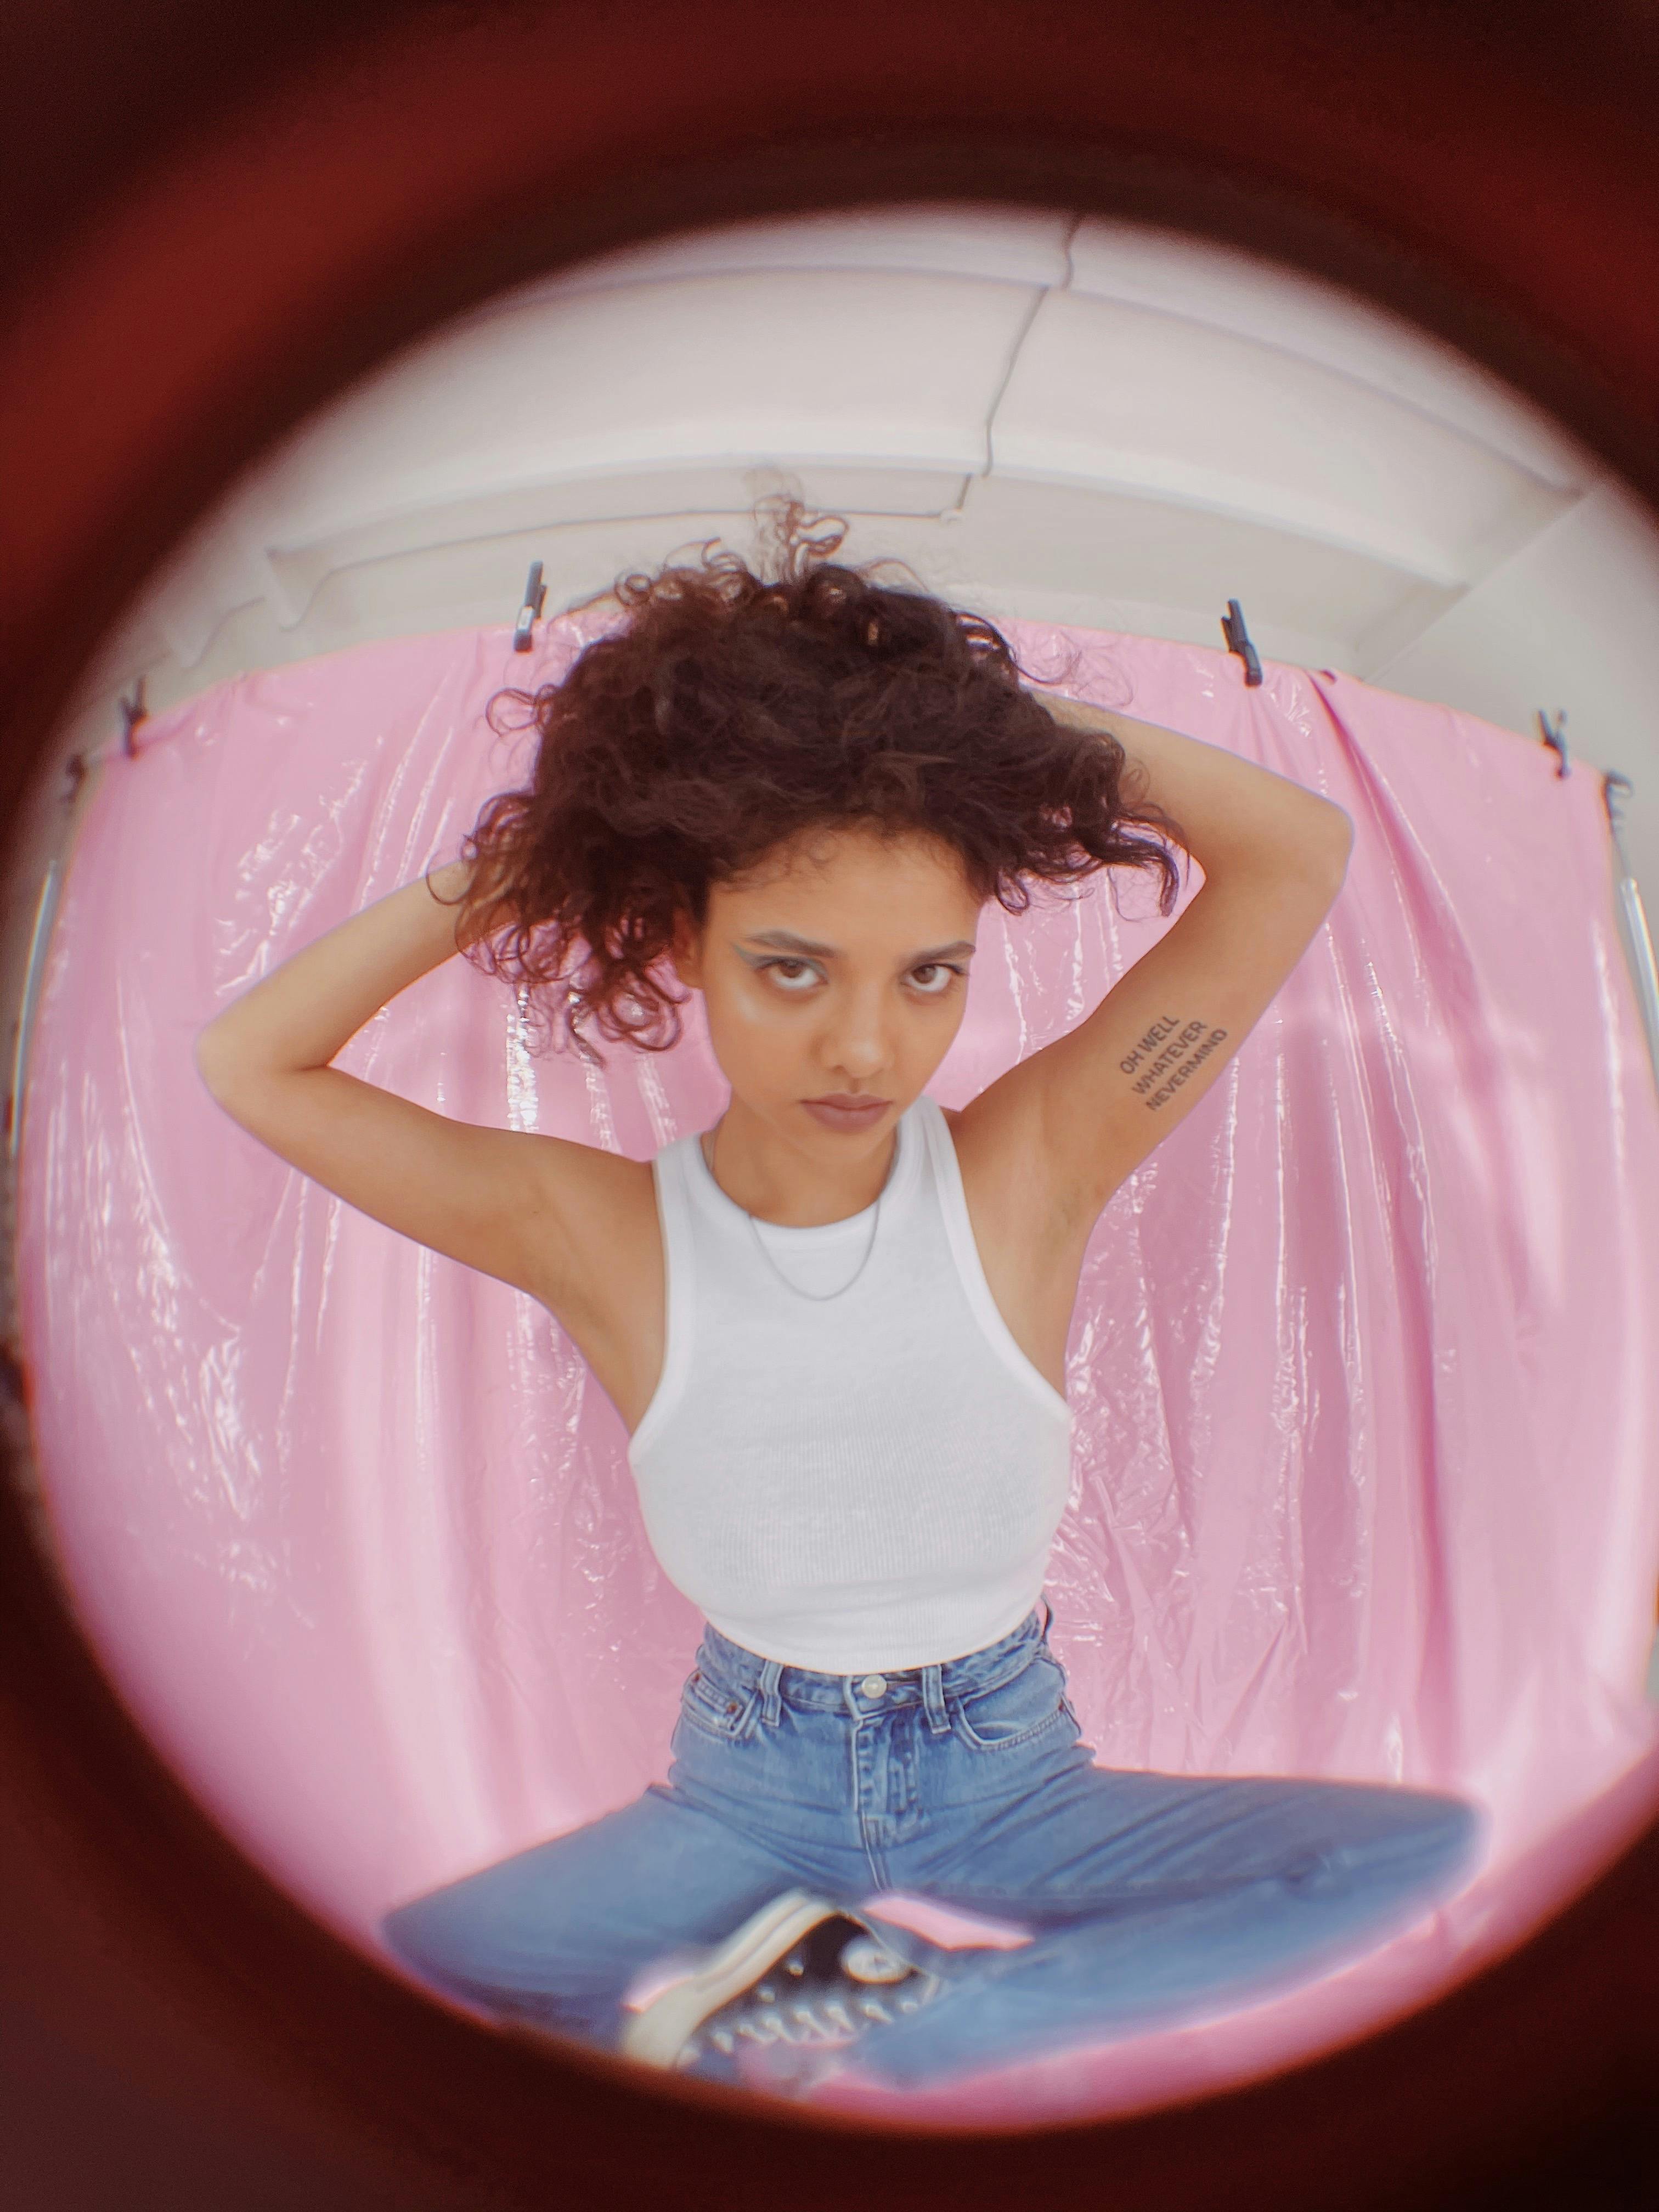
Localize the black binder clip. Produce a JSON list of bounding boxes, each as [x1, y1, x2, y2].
[[1221, 600, 1263, 686], [119, 678, 148, 758], [1603, 769, 1632, 834], [1537, 707, 1571, 777], [512, 561, 547, 652]]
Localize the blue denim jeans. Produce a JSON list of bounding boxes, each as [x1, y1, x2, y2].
[[383, 1603, 1484, 2090]]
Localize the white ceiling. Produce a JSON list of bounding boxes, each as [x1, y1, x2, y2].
[[61, 202, 1659, 909]]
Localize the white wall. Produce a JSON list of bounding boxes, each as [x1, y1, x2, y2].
[[52, 202, 1659, 915]]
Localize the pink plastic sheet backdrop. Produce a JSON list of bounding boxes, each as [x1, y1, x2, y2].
[[17, 615, 1659, 2128]]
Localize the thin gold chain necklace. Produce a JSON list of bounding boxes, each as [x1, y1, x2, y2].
[[707, 1114, 894, 1303]]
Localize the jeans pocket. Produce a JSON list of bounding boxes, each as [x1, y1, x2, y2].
[[678, 1665, 759, 1743], [951, 1650, 1073, 1753]]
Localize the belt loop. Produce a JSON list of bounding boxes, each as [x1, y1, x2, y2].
[[759, 1657, 783, 1729], [921, 1661, 951, 1735]]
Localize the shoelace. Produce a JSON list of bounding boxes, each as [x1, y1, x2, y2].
[[683, 1922, 935, 2064]]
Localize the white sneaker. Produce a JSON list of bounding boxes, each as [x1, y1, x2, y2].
[[622, 1890, 941, 2080], [620, 1890, 844, 2069]]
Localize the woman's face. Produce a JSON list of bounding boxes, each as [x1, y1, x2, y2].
[[670, 823, 984, 1149]]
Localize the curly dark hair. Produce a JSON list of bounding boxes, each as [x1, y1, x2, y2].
[[438, 499, 1187, 1064]]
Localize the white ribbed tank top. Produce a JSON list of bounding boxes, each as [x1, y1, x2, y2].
[[626, 1093, 1074, 1672]]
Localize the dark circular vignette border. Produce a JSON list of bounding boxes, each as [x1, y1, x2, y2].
[[3, 3, 1659, 2207]]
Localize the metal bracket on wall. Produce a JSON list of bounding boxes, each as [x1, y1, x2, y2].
[[512, 561, 547, 652], [119, 679, 148, 759], [1604, 771, 1659, 1103], [8, 857, 65, 1167], [1221, 600, 1262, 686], [1538, 708, 1571, 777]]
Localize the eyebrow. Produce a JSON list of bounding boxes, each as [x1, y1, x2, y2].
[[740, 928, 978, 962]]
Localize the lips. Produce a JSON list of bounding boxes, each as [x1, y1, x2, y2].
[[805, 1096, 888, 1109], [800, 1096, 890, 1130]]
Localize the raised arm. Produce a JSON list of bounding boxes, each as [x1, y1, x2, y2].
[[972, 693, 1353, 1234], [194, 861, 603, 1307], [196, 860, 480, 1087], [1042, 694, 1351, 881]]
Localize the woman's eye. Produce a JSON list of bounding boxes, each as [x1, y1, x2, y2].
[[755, 959, 962, 996], [763, 960, 819, 991]]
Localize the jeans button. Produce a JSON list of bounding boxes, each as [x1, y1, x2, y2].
[[859, 1674, 888, 1699]]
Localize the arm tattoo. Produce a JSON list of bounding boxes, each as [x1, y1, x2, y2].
[[1119, 1013, 1231, 1114]]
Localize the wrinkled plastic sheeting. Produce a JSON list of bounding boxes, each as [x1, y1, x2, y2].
[[16, 614, 1659, 2129]]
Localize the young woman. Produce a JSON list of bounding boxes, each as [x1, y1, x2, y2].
[[195, 506, 1482, 2100]]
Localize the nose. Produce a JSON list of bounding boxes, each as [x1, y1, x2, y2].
[[817, 985, 889, 1081]]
